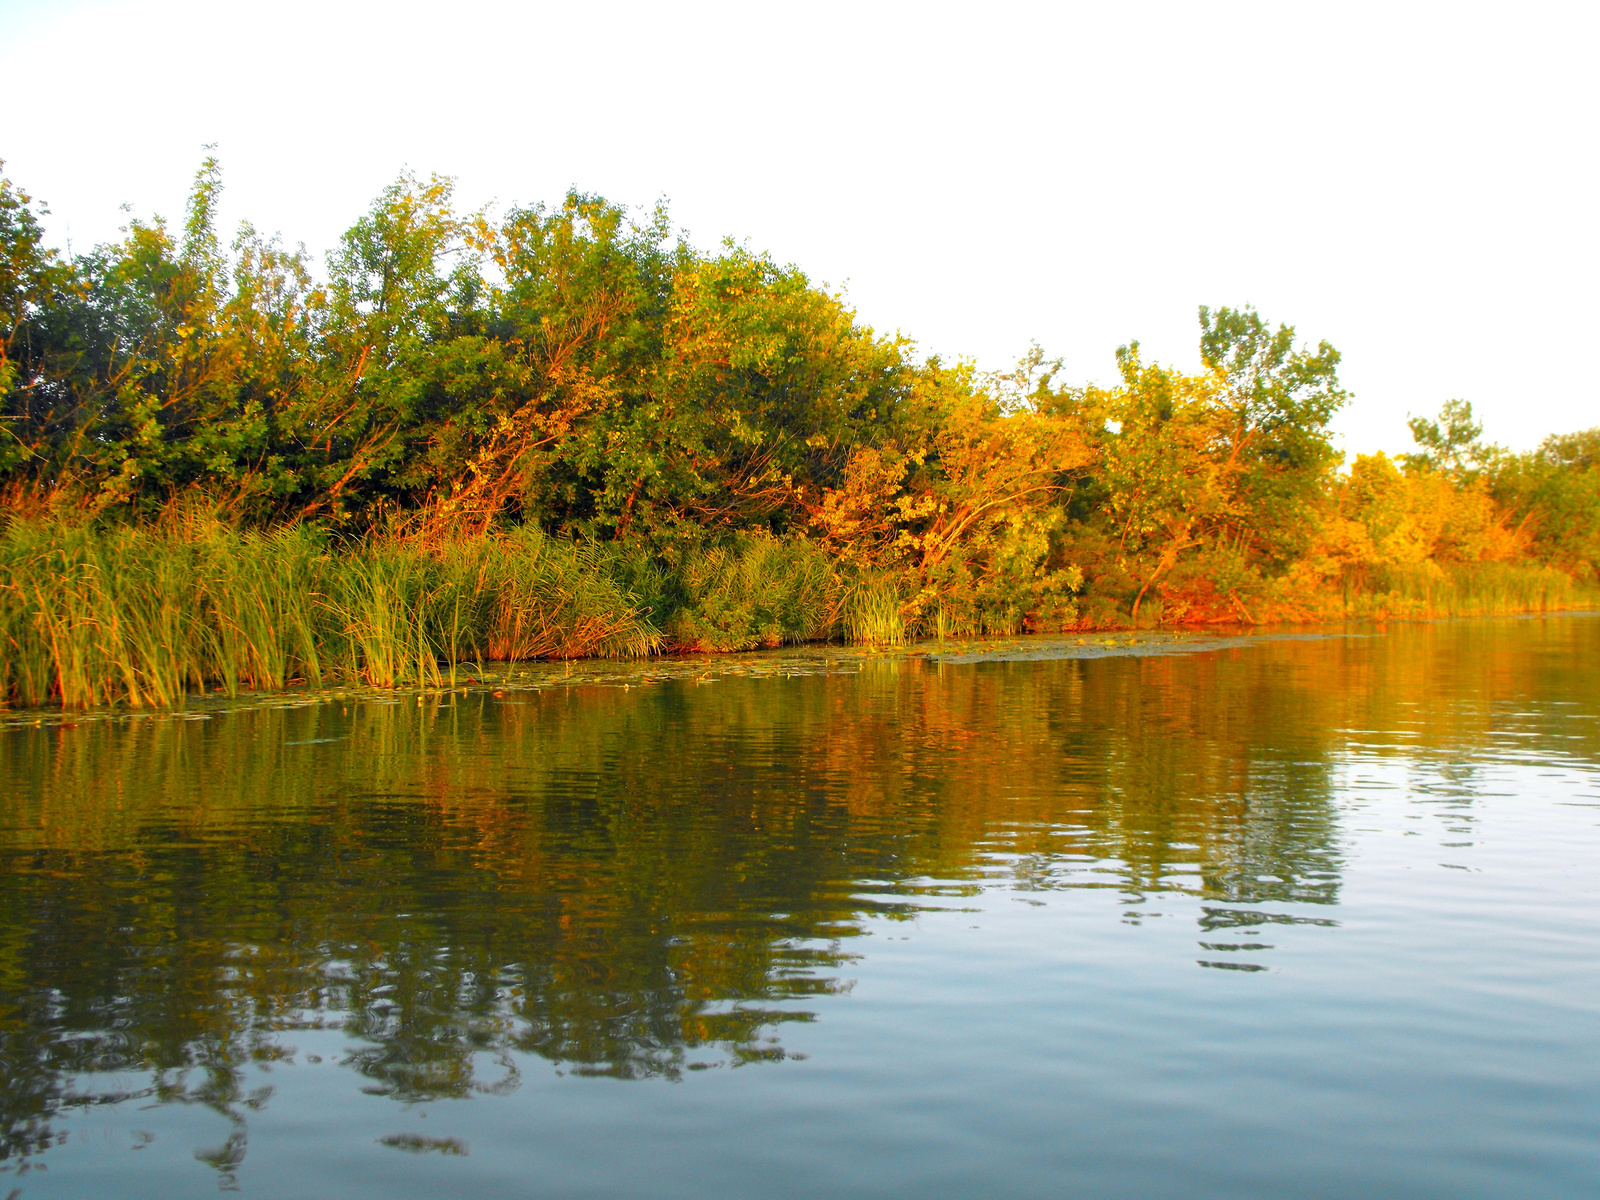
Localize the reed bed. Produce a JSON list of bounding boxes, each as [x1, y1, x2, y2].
[[5, 512, 1595, 711], [1343, 562, 1597, 620], [0, 516, 657, 709]]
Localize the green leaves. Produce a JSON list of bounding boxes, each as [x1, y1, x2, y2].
[[0, 164, 78, 477], [1402, 398, 1485, 477], [1199, 304, 1346, 431]]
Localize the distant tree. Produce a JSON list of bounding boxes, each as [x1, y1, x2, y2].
[[1402, 398, 1484, 477], [1484, 424, 1600, 580]]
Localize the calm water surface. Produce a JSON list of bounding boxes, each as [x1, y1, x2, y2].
[[2, 617, 1598, 1198]]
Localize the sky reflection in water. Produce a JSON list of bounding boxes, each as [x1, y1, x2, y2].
[[1, 617, 1598, 1198]]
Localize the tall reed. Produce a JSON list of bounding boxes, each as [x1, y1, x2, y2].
[[844, 573, 908, 647], [435, 528, 658, 665], [6, 510, 1593, 712], [1343, 561, 1595, 619], [0, 515, 660, 709]]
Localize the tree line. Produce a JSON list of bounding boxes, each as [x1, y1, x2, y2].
[[1, 156, 1596, 667]]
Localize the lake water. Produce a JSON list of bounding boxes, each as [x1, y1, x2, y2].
[[2, 616, 1598, 1198]]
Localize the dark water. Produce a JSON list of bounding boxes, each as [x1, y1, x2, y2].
[[2, 617, 1598, 1198]]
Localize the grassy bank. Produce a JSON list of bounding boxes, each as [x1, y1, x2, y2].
[[5, 161, 1599, 711], [0, 515, 659, 708], [1333, 562, 1592, 621], [2, 514, 1593, 711], [0, 514, 886, 708], [1131, 560, 1596, 628]]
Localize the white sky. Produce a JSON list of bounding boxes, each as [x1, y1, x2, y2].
[[2, 0, 1595, 456]]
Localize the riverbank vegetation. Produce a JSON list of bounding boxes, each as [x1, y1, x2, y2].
[[2, 159, 1597, 706]]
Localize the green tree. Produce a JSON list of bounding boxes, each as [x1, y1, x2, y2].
[[1197, 304, 1347, 560], [295, 170, 483, 519], [1402, 398, 1484, 477], [1485, 425, 1600, 579], [0, 163, 76, 482]]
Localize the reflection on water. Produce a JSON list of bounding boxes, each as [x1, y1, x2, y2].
[[2, 616, 1599, 1196]]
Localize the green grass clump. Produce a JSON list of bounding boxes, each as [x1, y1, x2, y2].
[[843, 573, 907, 647], [434, 528, 659, 667], [663, 533, 842, 651]]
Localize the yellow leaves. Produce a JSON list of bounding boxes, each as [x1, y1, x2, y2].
[[664, 254, 855, 384], [1318, 452, 1533, 586], [811, 445, 911, 557], [810, 408, 1089, 598]]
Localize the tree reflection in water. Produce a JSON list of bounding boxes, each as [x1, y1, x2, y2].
[[2, 616, 1596, 1181]]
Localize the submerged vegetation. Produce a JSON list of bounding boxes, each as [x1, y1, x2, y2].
[[1, 158, 1596, 706]]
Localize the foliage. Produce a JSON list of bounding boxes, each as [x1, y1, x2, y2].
[[1484, 425, 1600, 581], [1036, 306, 1347, 624], [0, 158, 1596, 707], [661, 533, 842, 652], [1401, 398, 1484, 476]]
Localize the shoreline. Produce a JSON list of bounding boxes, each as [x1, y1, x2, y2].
[[6, 607, 1596, 729]]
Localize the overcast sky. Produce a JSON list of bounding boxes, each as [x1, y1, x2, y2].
[[3, 0, 1594, 456]]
